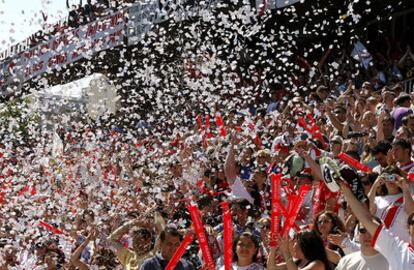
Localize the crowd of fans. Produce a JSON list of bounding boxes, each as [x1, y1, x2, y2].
[[1, 46, 414, 270], [2, 2, 414, 270]]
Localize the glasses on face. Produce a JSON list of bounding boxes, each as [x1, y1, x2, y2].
[[318, 219, 332, 225], [358, 227, 368, 234], [259, 223, 271, 230]]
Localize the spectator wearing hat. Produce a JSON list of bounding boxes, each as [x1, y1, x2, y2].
[[391, 94, 413, 132]]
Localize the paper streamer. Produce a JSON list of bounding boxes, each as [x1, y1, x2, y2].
[[196, 115, 203, 134], [165, 233, 194, 270], [205, 115, 213, 138], [281, 184, 311, 237], [269, 173, 282, 247], [215, 115, 227, 137], [188, 204, 216, 269], [220, 201, 233, 270], [337, 152, 372, 173], [38, 220, 66, 235]]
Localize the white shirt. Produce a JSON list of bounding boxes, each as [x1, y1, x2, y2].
[[341, 237, 361, 255], [229, 177, 254, 204], [375, 194, 410, 242], [372, 164, 384, 175], [219, 262, 265, 270], [372, 225, 414, 270], [335, 251, 389, 270]]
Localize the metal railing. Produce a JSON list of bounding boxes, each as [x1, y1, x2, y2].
[[402, 77, 414, 93]]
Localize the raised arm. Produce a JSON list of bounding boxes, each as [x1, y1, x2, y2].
[[224, 133, 238, 185], [107, 218, 149, 252], [367, 177, 383, 215], [295, 144, 323, 181], [340, 182, 380, 236], [397, 176, 414, 215], [376, 112, 385, 143], [267, 246, 287, 270], [71, 231, 95, 270]]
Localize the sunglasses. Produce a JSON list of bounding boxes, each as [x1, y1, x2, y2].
[[358, 227, 368, 234], [318, 219, 332, 225], [259, 223, 271, 230]]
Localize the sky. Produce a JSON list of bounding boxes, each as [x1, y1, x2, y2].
[[0, 0, 69, 52]]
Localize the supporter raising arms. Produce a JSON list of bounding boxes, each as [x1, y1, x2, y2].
[[339, 177, 414, 270], [367, 165, 414, 242], [106, 214, 157, 270]]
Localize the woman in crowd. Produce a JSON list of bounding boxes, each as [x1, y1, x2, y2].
[[367, 165, 414, 242], [219, 231, 265, 270], [312, 211, 345, 265], [268, 230, 333, 270]]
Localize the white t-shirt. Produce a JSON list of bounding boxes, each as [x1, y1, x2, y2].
[[372, 164, 384, 175], [372, 225, 414, 270], [374, 194, 410, 242], [219, 262, 265, 270], [229, 177, 255, 204], [335, 251, 389, 270]]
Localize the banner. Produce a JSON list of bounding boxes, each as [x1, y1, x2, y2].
[[0, 9, 126, 91]]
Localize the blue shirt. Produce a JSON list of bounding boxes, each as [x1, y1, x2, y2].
[[140, 253, 194, 270]]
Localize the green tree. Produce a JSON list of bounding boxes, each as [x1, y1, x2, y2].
[[0, 97, 40, 146]]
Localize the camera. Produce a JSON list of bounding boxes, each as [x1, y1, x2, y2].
[[383, 174, 396, 182]]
